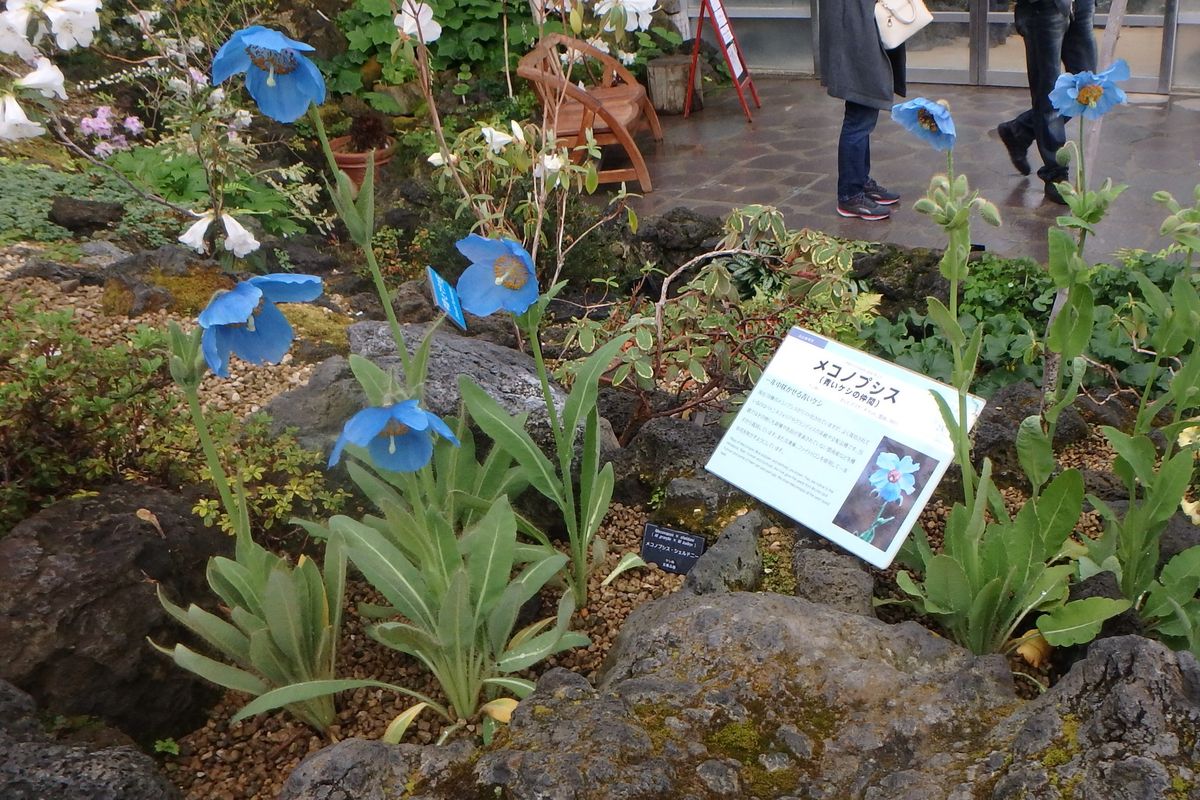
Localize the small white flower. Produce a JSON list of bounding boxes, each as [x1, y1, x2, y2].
[[509, 119, 528, 146], [595, 0, 653, 31], [178, 211, 215, 253], [585, 36, 611, 54], [618, 49, 637, 66], [0, 8, 36, 61], [43, 0, 102, 50], [427, 150, 458, 167], [395, 0, 441, 44], [534, 152, 565, 178], [481, 125, 514, 154], [1183, 498, 1200, 526], [16, 57, 67, 100], [231, 109, 253, 129], [221, 214, 260, 258], [208, 87, 226, 106], [0, 94, 46, 141]]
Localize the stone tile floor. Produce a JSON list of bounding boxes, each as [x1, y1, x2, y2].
[[623, 77, 1200, 262]]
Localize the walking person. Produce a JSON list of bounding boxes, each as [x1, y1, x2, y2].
[[818, 0, 907, 221], [996, 0, 1097, 203]]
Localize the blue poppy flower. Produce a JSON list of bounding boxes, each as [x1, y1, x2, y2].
[[1049, 59, 1130, 120], [891, 98, 956, 151], [454, 234, 539, 317], [328, 400, 459, 472], [198, 274, 323, 377], [212, 26, 325, 123], [868, 452, 921, 504]]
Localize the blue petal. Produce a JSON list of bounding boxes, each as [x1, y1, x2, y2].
[[1103, 59, 1130, 82], [876, 452, 900, 470], [898, 473, 917, 494], [424, 411, 459, 445], [292, 55, 327, 108], [212, 27, 261, 84], [240, 27, 316, 53], [499, 280, 539, 314], [198, 281, 262, 328], [455, 233, 507, 266], [390, 399, 432, 432], [897, 455, 919, 473], [250, 274, 324, 304], [329, 406, 393, 466], [201, 325, 231, 377], [456, 261, 507, 317], [367, 427, 434, 472], [245, 67, 317, 123], [222, 300, 294, 366]]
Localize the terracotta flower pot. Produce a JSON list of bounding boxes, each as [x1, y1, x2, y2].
[[330, 135, 395, 189]]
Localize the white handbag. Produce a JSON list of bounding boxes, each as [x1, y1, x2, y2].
[[874, 0, 933, 50]]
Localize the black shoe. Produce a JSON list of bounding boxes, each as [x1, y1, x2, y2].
[[836, 194, 891, 221], [863, 179, 900, 206], [1044, 181, 1067, 205], [997, 122, 1031, 176]]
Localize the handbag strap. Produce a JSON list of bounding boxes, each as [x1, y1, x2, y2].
[[877, 0, 918, 24]]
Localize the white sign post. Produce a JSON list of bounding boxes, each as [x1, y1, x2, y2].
[[706, 328, 985, 569]]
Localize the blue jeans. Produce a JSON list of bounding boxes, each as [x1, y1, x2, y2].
[[838, 101, 880, 201], [1007, 0, 1097, 183]]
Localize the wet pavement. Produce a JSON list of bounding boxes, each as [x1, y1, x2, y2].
[[626, 77, 1200, 262]]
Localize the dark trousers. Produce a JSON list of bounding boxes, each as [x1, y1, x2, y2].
[[838, 101, 880, 200], [1006, 0, 1097, 183]]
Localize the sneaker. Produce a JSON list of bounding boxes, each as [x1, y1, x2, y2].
[[997, 122, 1031, 176], [863, 179, 900, 206], [1044, 181, 1068, 205], [835, 193, 892, 219], [837, 194, 891, 220]]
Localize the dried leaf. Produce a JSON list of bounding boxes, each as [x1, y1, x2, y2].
[[1015, 629, 1052, 669]]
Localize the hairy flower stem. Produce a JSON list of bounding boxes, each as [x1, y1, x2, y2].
[[308, 107, 412, 383], [184, 385, 238, 532]]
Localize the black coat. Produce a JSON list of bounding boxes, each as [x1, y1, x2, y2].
[[818, 0, 908, 110]]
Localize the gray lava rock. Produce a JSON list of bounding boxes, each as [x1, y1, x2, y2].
[[979, 635, 1200, 800], [0, 485, 228, 741], [279, 738, 475, 800], [611, 416, 733, 514], [969, 380, 1088, 489], [682, 509, 763, 594], [48, 196, 124, 234], [790, 527, 875, 616], [0, 679, 179, 800]]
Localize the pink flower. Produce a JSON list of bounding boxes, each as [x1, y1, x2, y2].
[[123, 115, 144, 135], [80, 114, 112, 137], [94, 140, 115, 157], [94, 105, 113, 120]]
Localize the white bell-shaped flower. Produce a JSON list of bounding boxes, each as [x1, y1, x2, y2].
[[395, 0, 441, 44], [0, 8, 36, 61], [43, 0, 102, 50], [0, 94, 46, 141], [221, 214, 260, 258], [16, 57, 67, 100], [481, 126, 513, 154], [178, 211, 215, 253]]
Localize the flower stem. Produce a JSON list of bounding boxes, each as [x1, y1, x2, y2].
[[184, 384, 237, 531]]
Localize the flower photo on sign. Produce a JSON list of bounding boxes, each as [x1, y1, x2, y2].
[[832, 438, 937, 551]]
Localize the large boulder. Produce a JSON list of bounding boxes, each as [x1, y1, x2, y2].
[[968, 380, 1088, 490], [0, 679, 179, 800], [266, 321, 572, 461], [0, 484, 229, 742], [980, 635, 1200, 799]]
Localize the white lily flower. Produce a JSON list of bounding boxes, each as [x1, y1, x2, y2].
[[0, 8, 36, 61], [221, 214, 260, 258], [0, 94, 46, 141], [595, 0, 653, 31], [481, 125, 513, 154], [534, 152, 565, 177], [509, 120, 526, 145], [427, 151, 458, 167], [395, 0, 441, 44], [16, 57, 67, 100], [178, 211, 215, 253], [43, 0, 102, 49]]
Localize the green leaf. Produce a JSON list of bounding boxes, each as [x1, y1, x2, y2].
[[156, 587, 251, 667], [1015, 415, 1054, 492], [334, 516, 436, 630], [1036, 597, 1131, 646], [231, 679, 444, 724], [561, 334, 629, 464], [482, 676, 536, 698], [967, 577, 1007, 654], [459, 378, 564, 510], [463, 499, 516, 623], [924, 555, 971, 616], [601, 552, 647, 587], [382, 703, 429, 744], [348, 354, 395, 407], [1146, 450, 1196, 526], [262, 567, 314, 680], [436, 569, 473, 669], [924, 297, 965, 348], [1101, 427, 1157, 487], [163, 642, 268, 696], [1033, 468, 1083, 558]]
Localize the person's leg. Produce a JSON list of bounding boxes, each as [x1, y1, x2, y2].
[[837, 100, 879, 201], [1061, 0, 1097, 73], [1019, 1, 1071, 184]]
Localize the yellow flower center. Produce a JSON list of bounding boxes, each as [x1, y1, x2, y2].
[[493, 255, 528, 290], [916, 109, 940, 133], [1077, 84, 1104, 106]]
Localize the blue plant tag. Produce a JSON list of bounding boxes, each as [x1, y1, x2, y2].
[[427, 266, 467, 330]]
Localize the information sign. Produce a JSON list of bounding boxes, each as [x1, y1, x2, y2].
[[640, 522, 707, 575], [706, 328, 986, 569], [426, 266, 467, 330], [685, 0, 760, 122]]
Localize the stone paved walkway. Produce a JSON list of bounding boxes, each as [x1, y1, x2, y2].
[[626, 77, 1200, 263]]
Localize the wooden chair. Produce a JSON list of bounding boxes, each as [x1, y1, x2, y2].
[[517, 33, 664, 192]]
